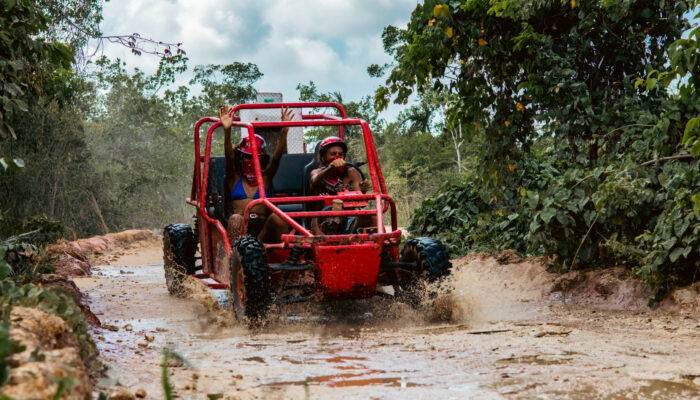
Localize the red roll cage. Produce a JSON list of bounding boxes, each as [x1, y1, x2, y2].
[[186, 102, 399, 257]]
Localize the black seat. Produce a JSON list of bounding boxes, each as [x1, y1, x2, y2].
[[272, 153, 314, 213], [206, 156, 227, 224], [302, 142, 323, 197]]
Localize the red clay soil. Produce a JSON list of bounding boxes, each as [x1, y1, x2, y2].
[[485, 250, 700, 313], [45, 230, 158, 277]]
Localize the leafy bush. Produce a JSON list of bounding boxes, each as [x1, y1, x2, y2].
[[636, 160, 700, 300], [0, 308, 26, 388], [410, 149, 561, 255], [0, 215, 64, 280]]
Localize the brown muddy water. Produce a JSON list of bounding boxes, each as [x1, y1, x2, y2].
[[74, 242, 700, 399]]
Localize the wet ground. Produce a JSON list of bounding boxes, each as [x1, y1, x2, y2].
[[74, 241, 700, 399]]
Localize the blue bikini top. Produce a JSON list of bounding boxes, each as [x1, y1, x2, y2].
[[231, 178, 265, 201]]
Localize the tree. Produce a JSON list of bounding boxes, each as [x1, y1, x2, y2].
[[190, 63, 262, 107], [0, 0, 73, 149], [375, 0, 692, 181], [296, 81, 385, 136]]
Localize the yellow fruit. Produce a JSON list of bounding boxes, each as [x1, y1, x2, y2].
[[516, 102, 524, 112], [433, 4, 450, 18], [478, 38, 488, 46]]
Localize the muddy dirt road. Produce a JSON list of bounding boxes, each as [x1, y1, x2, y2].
[[75, 241, 700, 399]]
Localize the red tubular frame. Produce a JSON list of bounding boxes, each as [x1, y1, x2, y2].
[[230, 102, 347, 138], [190, 102, 397, 256]]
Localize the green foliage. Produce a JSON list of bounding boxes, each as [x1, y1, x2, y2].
[[190, 62, 261, 106], [0, 307, 26, 387], [376, 0, 691, 179], [0, 239, 46, 280], [0, 0, 73, 140], [34, 0, 103, 55], [0, 280, 98, 369], [0, 214, 64, 281], [637, 3, 699, 156], [161, 347, 191, 400], [0, 95, 105, 238], [635, 160, 700, 300], [296, 81, 384, 142], [410, 149, 560, 254]]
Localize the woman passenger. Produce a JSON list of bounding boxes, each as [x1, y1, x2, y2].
[[217, 105, 293, 243]]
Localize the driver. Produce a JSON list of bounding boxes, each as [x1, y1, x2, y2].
[[310, 136, 370, 196], [309, 136, 373, 234], [218, 105, 293, 243]]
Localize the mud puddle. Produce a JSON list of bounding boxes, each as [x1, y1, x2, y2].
[[74, 242, 700, 399]]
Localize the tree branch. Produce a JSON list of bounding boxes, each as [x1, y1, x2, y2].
[[640, 154, 694, 166]]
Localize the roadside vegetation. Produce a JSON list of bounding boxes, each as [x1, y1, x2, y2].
[[378, 0, 700, 301]]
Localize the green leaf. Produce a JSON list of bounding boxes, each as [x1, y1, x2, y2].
[[0, 260, 11, 280], [555, 211, 569, 227], [661, 238, 676, 250], [681, 246, 692, 258], [526, 191, 539, 209], [540, 207, 556, 224], [673, 220, 689, 237], [669, 247, 683, 262], [646, 78, 657, 92]]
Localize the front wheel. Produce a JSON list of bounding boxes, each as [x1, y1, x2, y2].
[[229, 236, 271, 326], [163, 224, 197, 297], [396, 237, 452, 306]]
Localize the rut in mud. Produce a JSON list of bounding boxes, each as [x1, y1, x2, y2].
[[75, 239, 700, 399]]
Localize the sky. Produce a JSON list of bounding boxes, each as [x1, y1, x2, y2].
[[97, 0, 420, 119]]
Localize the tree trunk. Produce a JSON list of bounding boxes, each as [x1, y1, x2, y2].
[[450, 123, 464, 173]]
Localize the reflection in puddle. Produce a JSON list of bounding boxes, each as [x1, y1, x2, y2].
[[95, 264, 161, 277], [607, 379, 700, 399], [263, 370, 422, 388], [497, 355, 570, 365]]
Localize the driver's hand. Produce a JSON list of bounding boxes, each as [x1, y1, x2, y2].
[[330, 158, 346, 168], [359, 179, 370, 193], [218, 105, 233, 129]]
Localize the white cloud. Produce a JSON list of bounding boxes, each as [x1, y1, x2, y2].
[[95, 0, 419, 118]]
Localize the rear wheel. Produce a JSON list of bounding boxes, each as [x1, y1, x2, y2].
[[229, 236, 271, 326], [163, 224, 197, 297], [396, 237, 452, 306]]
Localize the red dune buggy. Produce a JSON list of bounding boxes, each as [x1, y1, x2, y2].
[[162, 102, 452, 324]]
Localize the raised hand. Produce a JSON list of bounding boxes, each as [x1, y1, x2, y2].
[[281, 106, 294, 122], [218, 105, 233, 130]]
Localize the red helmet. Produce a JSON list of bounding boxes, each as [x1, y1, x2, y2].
[[236, 134, 266, 155], [319, 136, 347, 160], [236, 134, 269, 169]]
